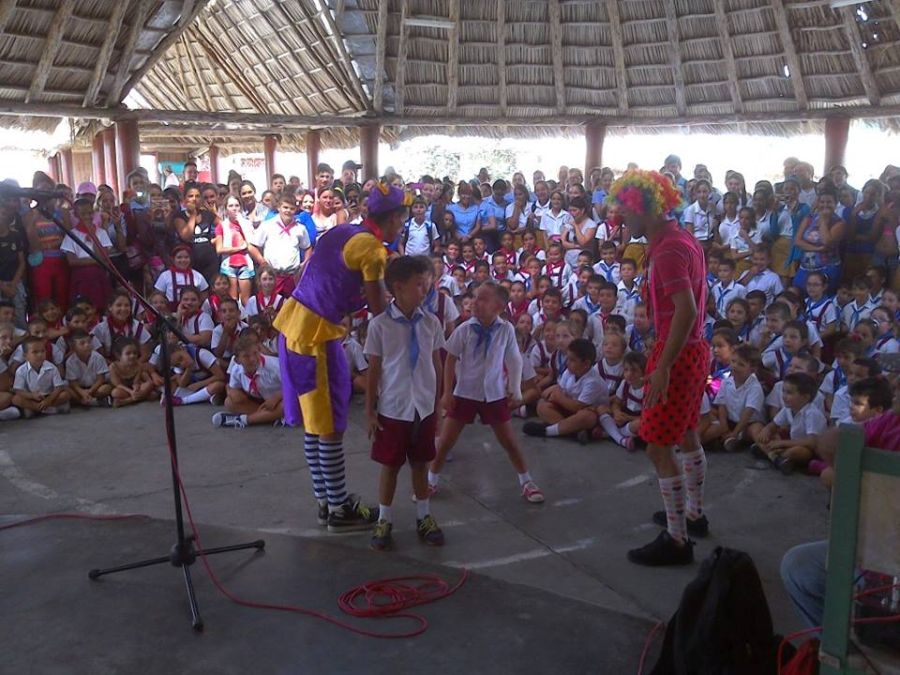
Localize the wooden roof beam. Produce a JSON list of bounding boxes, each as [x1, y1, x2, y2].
[[83, 0, 129, 107], [395, 0, 410, 115], [713, 1, 743, 114], [181, 35, 214, 111], [770, 0, 809, 110], [373, 0, 389, 112], [606, 0, 628, 114], [839, 7, 880, 106], [448, 0, 459, 112], [0, 0, 17, 34], [663, 0, 687, 117], [25, 0, 75, 104], [104, 1, 154, 106], [309, 1, 372, 111], [497, 1, 507, 116], [549, 0, 566, 115]]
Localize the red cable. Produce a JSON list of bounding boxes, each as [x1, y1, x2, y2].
[[637, 620, 665, 675]]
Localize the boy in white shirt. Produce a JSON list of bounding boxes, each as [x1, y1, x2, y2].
[[65, 330, 112, 407], [597, 351, 646, 449], [523, 338, 607, 440], [212, 335, 283, 428], [399, 198, 440, 257], [739, 245, 783, 307], [615, 258, 641, 322], [211, 298, 247, 368], [249, 195, 312, 296], [12, 337, 71, 416], [542, 242, 571, 289], [364, 256, 446, 550], [708, 344, 766, 452], [593, 241, 620, 284], [711, 258, 747, 319], [428, 283, 544, 503], [752, 373, 827, 474], [841, 276, 874, 332]]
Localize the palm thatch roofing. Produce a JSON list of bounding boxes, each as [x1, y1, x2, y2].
[[1, 0, 899, 154]]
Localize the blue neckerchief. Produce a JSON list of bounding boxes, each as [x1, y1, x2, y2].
[[711, 362, 730, 380], [629, 328, 646, 353], [704, 318, 714, 342], [877, 332, 895, 348], [779, 349, 793, 378], [583, 297, 600, 315], [834, 365, 846, 390], [715, 283, 734, 316], [473, 320, 501, 356], [850, 302, 864, 329], [764, 332, 782, 352], [737, 322, 751, 342], [598, 262, 615, 283], [805, 296, 830, 318], [865, 346, 876, 358], [707, 272, 717, 287], [388, 305, 424, 371]]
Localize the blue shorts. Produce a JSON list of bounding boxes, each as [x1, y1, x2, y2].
[[220, 262, 255, 280]]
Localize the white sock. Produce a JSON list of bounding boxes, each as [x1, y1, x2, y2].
[[0, 407, 21, 420], [378, 504, 392, 522], [416, 498, 430, 520], [239, 414, 249, 425], [545, 424, 560, 437], [518, 405, 527, 417], [428, 470, 440, 487], [180, 387, 211, 405], [599, 414, 624, 444], [518, 471, 532, 486]]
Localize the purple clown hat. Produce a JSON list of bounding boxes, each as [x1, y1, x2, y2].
[[367, 182, 413, 215]]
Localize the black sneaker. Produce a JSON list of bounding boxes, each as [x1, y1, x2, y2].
[[326, 497, 378, 533], [750, 444, 770, 462], [627, 530, 694, 566], [370, 519, 393, 551], [416, 515, 445, 546], [522, 421, 547, 437], [774, 456, 795, 475], [317, 502, 329, 526], [722, 437, 746, 453], [652, 510, 710, 538], [576, 429, 591, 445]]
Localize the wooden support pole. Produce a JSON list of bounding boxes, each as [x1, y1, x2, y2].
[[208, 144, 219, 185], [607, 0, 628, 114], [306, 130, 321, 190], [114, 119, 140, 193], [549, 0, 566, 115], [47, 153, 61, 183], [395, 0, 410, 115], [360, 125, 379, 182], [447, 0, 459, 111], [60, 148, 74, 188], [584, 120, 606, 179], [263, 134, 278, 188], [91, 133, 106, 185], [824, 116, 851, 173], [83, 0, 128, 106], [102, 127, 118, 194], [26, 0, 75, 103], [373, 0, 389, 112]]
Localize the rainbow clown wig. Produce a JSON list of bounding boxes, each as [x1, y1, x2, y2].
[[606, 170, 682, 218]]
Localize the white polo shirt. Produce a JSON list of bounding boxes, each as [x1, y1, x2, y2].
[[251, 216, 311, 273], [403, 218, 439, 256], [211, 322, 247, 356], [767, 380, 826, 414], [364, 302, 444, 421], [539, 210, 572, 240], [154, 268, 209, 304], [92, 318, 150, 352], [682, 201, 716, 241], [343, 336, 368, 373], [711, 280, 747, 318], [13, 360, 64, 394], [743, 269, 784, 306], [65, 351, 109, 387], [11, 341, 64, 366], [713, 372, 765, 423], [559, 367, 608, 406], [774, 402, 828, 440], [228, 355, 282, 400], [179, 312, 215, 339], [445, 317, 520, 403], [60, 227, 113, 259]]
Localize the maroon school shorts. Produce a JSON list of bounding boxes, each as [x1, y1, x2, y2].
[[447, 396, 512, 425], [371, 413, 438, 467]]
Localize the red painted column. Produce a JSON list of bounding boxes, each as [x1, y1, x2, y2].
[[359, 125, 380, 182], [60, 148, 74, 187], [47, 154, 61, 182], [114, 119, 141, 192], [91, 133, 106, 186], [102, 127, 119, 195], [585, 120, 606, 179], [263, 134, 278, 188], [824, 116, 851, 173], [305, 130, 321, 190], [208, 144, 219, 185]]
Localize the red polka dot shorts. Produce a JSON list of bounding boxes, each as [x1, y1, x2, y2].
[[640, 339, 710, 447]]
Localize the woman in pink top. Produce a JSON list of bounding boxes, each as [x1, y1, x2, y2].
[[214, 196, 255, 305]]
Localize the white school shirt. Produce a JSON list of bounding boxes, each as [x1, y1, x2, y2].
[[60, 227, 113, 259], [713, 373, 765, 424], [251, 216, 310, 273], [774, 402, 828, 440], [364, 303, 444, 420], [572, 295, 603, 317], [874, 332, 900, 355], [343, 336, 368, 373], [505, 202, 533, 231], [228, 355, 282, 400], [805, 297, 838, 333], [829, 385, 852, 425], [543, 260, 572, 289], [615, 280, 641, 322], [92, 318, 150, 352], [178, 312, 215, 340], [596, 357, 625, 396], [539, 210, 573, 240], [711, 281, 747, 318], [404, 218, 439, 256], [154, 269, 209, 304], [65, 351, 109, 387], [445, 317, 521, 403], [562, 218, 597, 267], [10, 341, 65, 366], [13, 360, 64, 394], [559, 367, 608, 406], [718, 214, 741, 245], [211, 322, 247, 356], [728, 228, 762, 259], [593, 261, 620, 285], [528, 339, 550, 370], [682, 201, 716, 241], [531, 199, 552, 220], [744, 269, 783, 307], [841, 300, 874, 332], [615, 380, 644, 415], [424, 290, 460, 334], [242, 292, 285, 319], [765, 380, 826, 415]]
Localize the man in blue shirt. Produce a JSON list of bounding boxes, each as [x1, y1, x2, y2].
[[478, 179, 510, 252]]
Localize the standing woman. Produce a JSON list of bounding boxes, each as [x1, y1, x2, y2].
[[23, 172, 69, 312], [96, 189, 130, 282], [311, 186, 338, 235], [174, 185, 221, 285], [562, 196, 597, 267], [774, 178, 810, 286], [505, 183, 534, 239], [874, 189, 900, 290], [201, 183, 221, 219], [214, 196, 255, 304], [239, 180, 270, 232], [793, 187, 846, 295], [447, 182, 480, 243], [844, 179, 885, 281]]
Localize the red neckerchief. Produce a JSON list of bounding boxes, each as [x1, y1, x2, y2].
[[223, 323, 239, 350], [277, 216, 294, 236], [508, 300, 529, 322], [443, 258, 457, 275], [257, 290, 282, 311], [362, 217, 389, 252], [108, 315, 133, 338], [499, 248, 517, 266], [492, 270, 508, 281], [209, 294, 222, 316], [462, 259, 476, 275], [599, 310, 611, 328], [181, 310, 201, 333], [247, 355, 266, 398]]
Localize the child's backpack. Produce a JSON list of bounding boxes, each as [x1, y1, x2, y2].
[[649, 546, 781, 675], [401, 218, 436, 249]]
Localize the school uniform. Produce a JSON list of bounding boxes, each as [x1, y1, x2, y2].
[[748, 316, 766, 346], [615, 380, 644, 417], [242, 291, 285, 319], [841, 299, 874, 332], [711, 280, 747, 319], [211, 322, 247, 358], [507, 300, 531, 324], [682, 201, 716, 243], [543, 260, 572, 289], [539, 210, 572, 241], [765, 381, 826, 415], [874, 332, 900, 356], [625, 325, 652, 354], [228, 355, 282, 401], [762, 347, 796, 380], [773, 402, 828, 440], [402, 218, 439, 256], [179, 311, 215, 342], [818, 366, 846, 399], [528, 339, 550, 371], [561, 279, 582, 308], [744, 269, 784, 307], [558, 367, 608, 407], [154, 268, 210, 307], [713, 373, 765, 424], [515, 247, 546, 267], [251, 216, 311, 278], [571, 295, 603, 317], [829, 385, 852, 426], [13, 360, 65, 395], [615, 280, 641, 322], [805, 297, 838, 334], [587, 311, 614, 352], [10, 340, 65, 367], [342, 335, 368, 374], [92, 318, 150, 354], [65, 351, 109, 388], [717, 214, 741, 246], [593, 260, 620, 285], [596, 357, 625, 396], [759, 332, 783, 360], [532, 311, 564, 334]]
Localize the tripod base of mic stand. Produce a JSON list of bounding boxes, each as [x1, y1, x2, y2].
[[88, 534, 265, 631]]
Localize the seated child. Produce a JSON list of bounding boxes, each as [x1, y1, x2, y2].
[[711, 258, 747, 319], [154, 244, 209, 311], [176, 286, 215, 348], [571, 275, 604, 317], [524, 338, 607, 440], [12, 336, 71, 416], [490, 251, 515, 282], [247, 315, 278, 356], [109, 337, 156, 408], [705, 344, 766, 452], [537, 320, 574, 391], [36, 299, 66, 340], [597, 351, 646, 450], [841, 276, 874, 333], [543, 242, 572, 289], [586, 281, 618, 350], [819, 337, 865, 414], [615, 258, 641, 322], [0, 301, 25, 344], [765, 353, 824, 421], [596, 333, 626, 396], [804, 271, 838, 342], [93, 290, 152, 360], [739, 245, 784, 306], [162, 339, 227, 407], [831, 357, 881, 426], [870, 306, 898, 356], [756, 301, 790, 358], [212, 335, 283, 428], [529, 317, 556, 379], [567, 308, 588, 339], [242, 266, 284, 322], [563, 265, 592, 309], [203, 273, 232, 320], [0, 323, 19, 420], [745, 290, 768, 344], [8, 317, 65, 373], [65, 330, 112, 407], [762, 319, 811, 380], [211, 298, 246, 369], [725, 298, 753, 342], [593, 240, 620, 284], [752, 373, 828, 474], [532, 287, 565, 334], [626, 303, 653, 354]]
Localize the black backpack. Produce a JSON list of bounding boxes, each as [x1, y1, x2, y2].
[[650, 547, 781, 675]]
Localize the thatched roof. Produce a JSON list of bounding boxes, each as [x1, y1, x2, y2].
[[1, 0, 899, 153]]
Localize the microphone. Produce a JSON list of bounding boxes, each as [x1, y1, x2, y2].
[[0, 184, 69, 201]]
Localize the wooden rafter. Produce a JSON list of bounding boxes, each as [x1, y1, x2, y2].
[[549, 0, 566, 115], [713, 1, 743, 114], [117, 0, 210, 106], [373, 0, 389, 112], [771, 0, 809, 110], [0, 0, 18, 35], [839, 7, 880, 106], [308, 0, 371, 111], [663, 0, 687, 116], [448, 0, 460, 111], [606, 0, 628, 114], [203, 44, 239, 111], [497, 1, 507, 116], [181, 35, 214, 111], [26, 0, 75, 104], [83, 0, 129, 106], [395, 0, 410, 115], [105, 0, 153, 105]]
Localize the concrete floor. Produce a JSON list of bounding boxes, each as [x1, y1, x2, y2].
[[0, 396, 831, 672]]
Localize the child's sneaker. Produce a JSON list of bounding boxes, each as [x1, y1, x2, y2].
[[272, 417, 286, 428], [326, 497, 378, 533], [211, 412, 246, 429], [370, 519, 393, 550], [97, 396, 113, 408], [416, 515, 445, 546], [722, 436, 745, 453], [774, 456, 795, 475], [522, 421, 547, 437], [807, 459, 827, 476], [623, 436, 636, 452], [521, 480, 545, 503]]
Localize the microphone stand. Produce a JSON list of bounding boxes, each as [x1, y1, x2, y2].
[[41, 204, 264, 631]]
